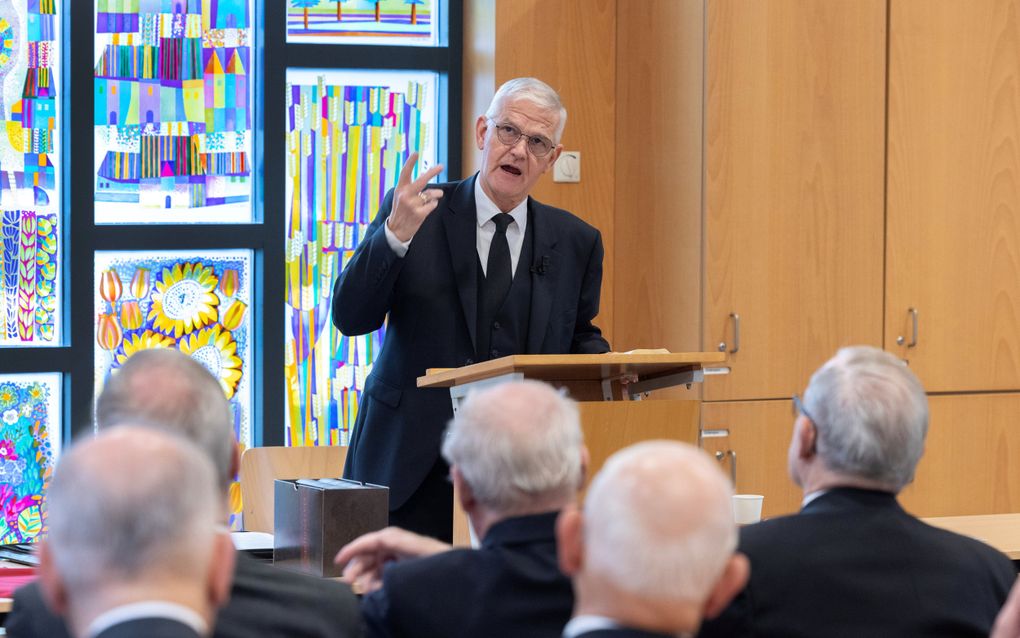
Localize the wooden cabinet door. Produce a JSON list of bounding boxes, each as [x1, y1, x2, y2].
[[701, 400, 803, 518], [886, 1, 1020, 391], [900, 393, 1020, 517], [703, 0, 885, 401]]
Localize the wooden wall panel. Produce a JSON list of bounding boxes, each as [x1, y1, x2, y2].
[[701, 400, 803, 518], [900, 393, 1020, 516], [461, 0, 495, 173], [494, 0, 617, 343], [703, 0, 886, 401], [886, 0, 1020, 392], [614, 0, 703, 357]]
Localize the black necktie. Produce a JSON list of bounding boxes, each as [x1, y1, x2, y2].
[[484, 213, 514, 312], [477, 213, 513, 360]]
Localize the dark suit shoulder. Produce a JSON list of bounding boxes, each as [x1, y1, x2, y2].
[[5, 581, 73, 638], [215, 555, 363, 638], [530, 198, 600, 237]]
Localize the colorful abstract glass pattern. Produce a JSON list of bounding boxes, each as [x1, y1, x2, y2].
[[94, 250, 252, 526], [0, 0, 61, 345], [93, 0, 254, 224], [287, 0, 436, 46], [0, 373, 61, 544], [284, 69, 436, 447]]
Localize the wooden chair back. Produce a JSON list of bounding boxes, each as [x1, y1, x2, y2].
[[239, 445, 346, 533]]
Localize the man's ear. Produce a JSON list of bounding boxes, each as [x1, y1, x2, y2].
[[37, 540, 70, 617], [794, 415, 817, 460], [207, 531, 236, 609], [578, 445, 591, 491], [555, 504, 584, 577], [702, 553, 750, 619], [541, 145, 563, 174], [451, 466, 475, 512], [475, 116, 489, 150]]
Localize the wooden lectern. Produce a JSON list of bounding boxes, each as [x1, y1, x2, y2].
[[418, 352, 727, 546]]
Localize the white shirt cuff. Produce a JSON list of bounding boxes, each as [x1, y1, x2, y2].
[[384, 218, 412, 257]]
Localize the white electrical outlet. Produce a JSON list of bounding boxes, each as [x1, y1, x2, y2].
[[553, 151, 581, 183]]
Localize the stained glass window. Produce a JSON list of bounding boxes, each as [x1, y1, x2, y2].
[[284, 69, 437, 446], [287, 0, 437, 46], [93, 0, 254, 224], [0, 0, 61, 346], [94, 250, 253, 444], [0, 373, 61, 544]]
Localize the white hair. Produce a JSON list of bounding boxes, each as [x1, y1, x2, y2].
[[485, 77, 568, 143], [47, 427, 221, 593], [97, 348, 235, 490], [441, 380, 583, 515], [803, 345, 929, 491], [584, 441, 737, 603]]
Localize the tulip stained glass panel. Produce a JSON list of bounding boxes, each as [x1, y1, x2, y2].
[[287, 0, 437, 47], [284, 69, 436, 447], [0, 0, 61, 346], [93, 0, 254, 224], [0, 373, 61, 544], [94, 250, 252, 526]]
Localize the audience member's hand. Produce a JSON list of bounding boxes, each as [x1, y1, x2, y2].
[[992, 577, 1020, 638], [385, 152, 445, 242], [334, 526, 452, 594]]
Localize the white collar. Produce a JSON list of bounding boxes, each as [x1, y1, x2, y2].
[[563, 615, 621, 637], [802, 489, 829, 508], [474, 175, 528, 231], [87, 600, 208, 638]]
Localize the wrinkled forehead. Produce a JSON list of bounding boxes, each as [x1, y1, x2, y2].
[[494, 98, 561, 138]]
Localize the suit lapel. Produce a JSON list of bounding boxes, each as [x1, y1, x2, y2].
[[443, 175, 480, 353], [527, 199, 561, 353]]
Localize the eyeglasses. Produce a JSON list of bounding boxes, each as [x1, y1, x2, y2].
[[792, 394, 818, 427], [488, 119, 556, 157]]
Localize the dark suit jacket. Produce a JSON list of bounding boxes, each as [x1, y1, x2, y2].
[[573, 629, 677, 638], [360, 511, 574, 638], [333, 175, 609, 509], [95, 618, 201, 638], [5, 553, 363, 638], [697, 488, 1017, 638]]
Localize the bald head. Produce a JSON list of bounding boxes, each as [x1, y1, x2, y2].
[[97, 349, 235, 489], [45, 427, 222, 593], [441, 380, 583, 516], [584, 441, 737, 603]]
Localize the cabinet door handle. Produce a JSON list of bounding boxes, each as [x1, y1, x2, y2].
[[896, 308, 919, 348], [727, 449, 737, 486], [718, 312, 741, 354]]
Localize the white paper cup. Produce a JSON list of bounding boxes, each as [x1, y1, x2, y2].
[[732, 494, 764, 525]]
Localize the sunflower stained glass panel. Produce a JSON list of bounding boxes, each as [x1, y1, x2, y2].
[[94, 250, 252, 527], [93, 0, 254, 224], [284, 69, 437, 448], [287, 0, 438, 47], [0, 373, 61, 544], [0, 0, 62, 346]]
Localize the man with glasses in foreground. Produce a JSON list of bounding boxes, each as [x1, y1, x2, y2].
[[697, 346, 1015, 638], [333, 77, 609, 542]]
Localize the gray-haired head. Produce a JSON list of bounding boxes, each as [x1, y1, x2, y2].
[[96, 348, 235, 490], [46, 426, 222, 597], [485, 77, 568, 143], [583, 441, 737, 603], [441, 380, 583, 516], [802, 345, 929, 491]]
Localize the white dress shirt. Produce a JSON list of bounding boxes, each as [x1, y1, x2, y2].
[[383, 176, 528, 277], [86, 600, 208, 638]]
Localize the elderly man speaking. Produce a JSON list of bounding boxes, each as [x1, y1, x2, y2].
[[332, 77, 610, 541], [698, 346, 1015, 638]]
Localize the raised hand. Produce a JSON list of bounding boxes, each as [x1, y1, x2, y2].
[[334, 526, 452, 594], [385, 152, 445, 243]]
